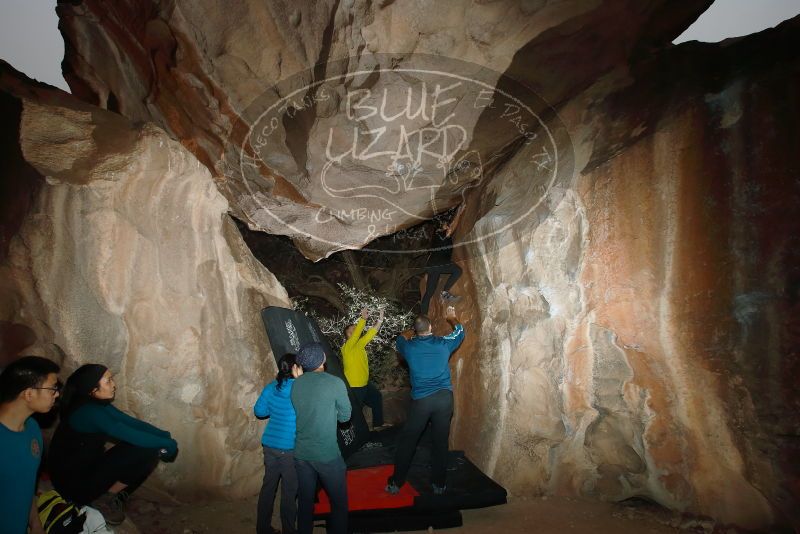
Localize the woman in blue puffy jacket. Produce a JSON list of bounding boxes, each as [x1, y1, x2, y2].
[[254, 353, 303, 534]]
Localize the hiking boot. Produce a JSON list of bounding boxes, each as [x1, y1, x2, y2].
[[440, 290, 461, 303], [432, 483, 447, 496], [385, 478, 401, 495], [92, 491, 126, 526]]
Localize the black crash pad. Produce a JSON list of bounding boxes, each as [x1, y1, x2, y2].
[[260, 306, 370, 458], [315, 426, 507, 532]]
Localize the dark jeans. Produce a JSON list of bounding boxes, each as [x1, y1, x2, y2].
[[421, 263, 462, 313], [391, 389, 453, 488], [58, 443, 159, 504], [352, 382, 384, 427], [295, 456, 348, 534], [257, 446, 298, 534]]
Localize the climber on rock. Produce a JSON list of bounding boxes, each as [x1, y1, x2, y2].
[[420, 206, 465, 314], [386, 305, 465, 496], [341, 306, 388, 431]]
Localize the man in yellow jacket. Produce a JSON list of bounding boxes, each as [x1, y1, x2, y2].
[[341, 307, 386, 430]]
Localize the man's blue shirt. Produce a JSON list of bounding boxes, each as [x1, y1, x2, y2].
[[0, 417, 42, 534], [396, 324, 465, 400]]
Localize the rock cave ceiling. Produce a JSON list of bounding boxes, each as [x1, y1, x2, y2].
[[56, 0, 712, 259]]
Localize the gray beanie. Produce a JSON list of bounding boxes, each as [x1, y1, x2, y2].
[[296, 342, 326, 371]]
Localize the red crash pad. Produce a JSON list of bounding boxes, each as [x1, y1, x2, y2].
[[314, 465, 419, 514]]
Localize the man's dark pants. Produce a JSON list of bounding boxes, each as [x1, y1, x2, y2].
[[391, 389, 454, 487], [352, 381, 384, 427], [420, 263, 462, 313], [295, 456, 348, 534]]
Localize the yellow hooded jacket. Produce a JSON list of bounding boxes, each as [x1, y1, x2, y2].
[[340, 317, 377, 387]]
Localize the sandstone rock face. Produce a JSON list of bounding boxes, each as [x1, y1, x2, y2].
[[0, 64, 45, 367], [56, 0, 709, 259], [0, 73, 290, 498], [441, 20, 800, 530], [42, 0, 800, 529]]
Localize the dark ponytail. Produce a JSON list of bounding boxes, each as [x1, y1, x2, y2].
[[59, 364, 109, 417], [276, 354, 297, 391]]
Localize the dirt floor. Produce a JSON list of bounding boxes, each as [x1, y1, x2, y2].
[[124, 492, 725, 534]]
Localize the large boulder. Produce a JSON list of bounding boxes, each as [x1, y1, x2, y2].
[[34, 0, 800, 529], [0, 63, 290, 498], [441, 18, 800, 530], [56, 0, 710, 259]]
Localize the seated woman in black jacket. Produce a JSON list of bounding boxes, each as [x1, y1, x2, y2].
[[49, 364, 178, 525]]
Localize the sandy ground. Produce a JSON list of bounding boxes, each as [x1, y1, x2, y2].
[[124, 493, 721, 534], [122, 407, 720, 533]]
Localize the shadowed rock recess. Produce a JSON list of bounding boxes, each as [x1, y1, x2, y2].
[[0, 0, 796, 529]]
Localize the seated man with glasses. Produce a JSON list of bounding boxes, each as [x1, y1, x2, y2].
[[0, 355, 61, 534]]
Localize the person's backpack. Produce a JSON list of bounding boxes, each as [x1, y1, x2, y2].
[[37, 490, 87, 534]]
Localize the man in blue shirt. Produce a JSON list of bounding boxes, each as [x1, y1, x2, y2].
[[0, 356, 61, 534], [387, 306, 465, 495]]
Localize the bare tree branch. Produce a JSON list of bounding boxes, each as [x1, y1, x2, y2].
[[295, 275, 346, 312], [341, 249, 369, 290]]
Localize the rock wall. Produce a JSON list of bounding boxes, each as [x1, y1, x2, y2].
[[0, 64, 45, 366], [21, 0, 798, 528], [0, 70, 290, 498], [56, 0, 709, 259], [443, 19, 800, 530]]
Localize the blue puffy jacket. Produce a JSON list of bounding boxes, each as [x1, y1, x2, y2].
[[254, 378, 296, 450]]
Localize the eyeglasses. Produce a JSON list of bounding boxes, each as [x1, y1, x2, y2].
[[32, 386, 61, 394]]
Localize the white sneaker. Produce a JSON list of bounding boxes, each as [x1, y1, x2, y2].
[[440, 291, 461, 303]]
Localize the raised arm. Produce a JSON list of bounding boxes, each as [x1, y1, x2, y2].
[[342, 308, 368, 351], [395, 327, 414, 361], [444, 203, 466, 237], [444, 306, 465, 353], [445, 305, 459, 328], [372, 308, 385, 332], [358, 308, 385, 347]]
